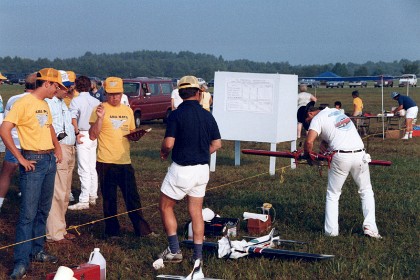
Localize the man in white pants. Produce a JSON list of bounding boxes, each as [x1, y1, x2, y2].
[[304, 102, 381, 239], [69, 76, 100, 210]]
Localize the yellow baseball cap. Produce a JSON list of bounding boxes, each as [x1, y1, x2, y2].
[[178, 76, 200, 89], [66, 71, 76, 83], [36, 68, 66, 89], [0, 72, 7, 80], [104, 77, 123, 94]]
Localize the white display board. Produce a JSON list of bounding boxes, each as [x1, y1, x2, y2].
[[210, 71, 298, 175], [213, 71, 297, 143]]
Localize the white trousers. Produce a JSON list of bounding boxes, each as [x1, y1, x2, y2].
[[325, 152, 378, 236], [76, 131, 98, 203]]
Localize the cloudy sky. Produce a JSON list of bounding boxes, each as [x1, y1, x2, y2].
[[1, 0, 419, 65]]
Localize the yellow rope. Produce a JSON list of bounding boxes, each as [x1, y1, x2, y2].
[[0, 163, 292, 251]]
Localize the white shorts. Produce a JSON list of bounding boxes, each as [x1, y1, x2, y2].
[[406, 106, 418, 119], [161, 162, 210, 200]]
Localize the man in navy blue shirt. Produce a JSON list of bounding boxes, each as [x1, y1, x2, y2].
[[391, 92, 418, 139], [155, 76, 221, 278]]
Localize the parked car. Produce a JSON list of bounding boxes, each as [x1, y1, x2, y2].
[[207, 79, 214, 88], [299, 79, 320, 88], [374, 77, 394, 87], [398, 74, 417, 87], [326, 81, 344, 88], [349, 81, 367, 88], [123, 77, 173, 127], [4, 73, 26, 85]]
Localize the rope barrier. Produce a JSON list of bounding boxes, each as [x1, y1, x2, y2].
[[0, 163, 293, 251]]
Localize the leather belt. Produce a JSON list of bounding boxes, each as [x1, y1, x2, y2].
[[22, 149, 54, 155], [333, 149, 365, 154]]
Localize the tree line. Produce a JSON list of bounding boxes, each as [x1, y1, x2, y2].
[[1, 50, 419, 82]]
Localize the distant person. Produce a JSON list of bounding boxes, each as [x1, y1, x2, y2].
[[121, 93, 130, 106], [391, 92, 418, 139], [303, 103, 381, 239], [156, 76, 221, 279], [0, 73, 36, 213], [89, 77, 153, 237], [171, 82, 183, 110], [351, 90, 363, 116], [334, 101, 345, 114], [199, 83, 212, 112], [297, 84, 317, 138], [90, 80, 106, 102], [352, 90, 366, 136], [0, 68, 65, 279], [45, 71, 77, 244], [68, 76, 100, 210]]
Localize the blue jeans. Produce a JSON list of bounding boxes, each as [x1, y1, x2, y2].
[[14, 151, 56, 268]]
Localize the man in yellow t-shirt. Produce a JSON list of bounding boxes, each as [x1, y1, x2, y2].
[[89, 76, 153, 238], [0, 68, 64, 279], [352, 90, 366, 135]]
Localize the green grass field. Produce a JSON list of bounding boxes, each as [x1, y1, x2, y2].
[[0, 85, 419, 279]]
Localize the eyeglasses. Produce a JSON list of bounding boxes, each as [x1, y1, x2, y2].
[[49, 82, 60, 90]]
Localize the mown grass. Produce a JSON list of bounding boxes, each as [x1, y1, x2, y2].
[[0, 85, 419, 279]]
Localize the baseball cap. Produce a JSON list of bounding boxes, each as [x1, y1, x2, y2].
[[104, 77, 123, 94], [178, 76, 200, 89], [66, 71, 76, 83], [36, 68, 66, 89], [391, 92, 400, 99], [59, 70, 73, 87], [0, 72, 7, 80]]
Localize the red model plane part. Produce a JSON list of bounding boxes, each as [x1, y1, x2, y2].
[[241, 149, 391, 166]]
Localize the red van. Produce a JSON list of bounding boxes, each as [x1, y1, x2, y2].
[[123, 77, 173, 127]]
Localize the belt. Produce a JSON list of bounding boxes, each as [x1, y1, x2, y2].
[[22, 149, 54, 155], [333, 149, 365, 154]]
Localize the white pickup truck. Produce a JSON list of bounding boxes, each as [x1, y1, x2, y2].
[[398, 74, 417, 87]]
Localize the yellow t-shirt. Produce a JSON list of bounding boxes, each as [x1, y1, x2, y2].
[[353, 97, 363, 113], [90, 103, 135, 164], [200, 91, 212, 111], [4, 94, 54, 151], [63, 90, 80, 108]]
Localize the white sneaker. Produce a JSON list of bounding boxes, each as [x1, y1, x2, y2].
[[401, 134, 409, 140], [364, 227, 382, 239], [68, 202, 89, 210], [186, 259, 204, 280], [409, 133, 413, 139], [69, 192, 75, 202], [158, 247, 183, 263]]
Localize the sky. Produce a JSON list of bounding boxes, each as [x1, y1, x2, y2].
[[1, 0, 420, 66]]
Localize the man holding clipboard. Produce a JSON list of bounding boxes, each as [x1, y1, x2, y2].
[[89, 77, 153, 238]]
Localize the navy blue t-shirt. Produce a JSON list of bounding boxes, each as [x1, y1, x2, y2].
[[165, 100, 221, 166], [397, 95, 417, 110]]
